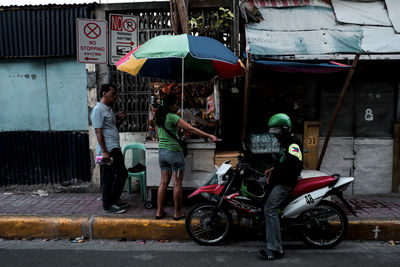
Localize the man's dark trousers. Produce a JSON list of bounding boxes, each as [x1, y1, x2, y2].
[[100, 148, 128, 209], [264, 184, 292, 255]]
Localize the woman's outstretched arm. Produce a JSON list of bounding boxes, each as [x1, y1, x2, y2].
[[177, 118, 221, 142]]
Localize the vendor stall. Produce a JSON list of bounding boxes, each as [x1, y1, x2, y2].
[[144, 139, 216, 206]]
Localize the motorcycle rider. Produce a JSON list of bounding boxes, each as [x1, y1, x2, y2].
[[258, 113, 303, 260]]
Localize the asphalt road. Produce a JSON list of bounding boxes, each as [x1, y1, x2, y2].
[[0, 239, 399, 267]]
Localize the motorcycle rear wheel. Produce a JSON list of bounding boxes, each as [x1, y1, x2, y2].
[[300, 200, 348, 248], [185, 203, 232, 245]]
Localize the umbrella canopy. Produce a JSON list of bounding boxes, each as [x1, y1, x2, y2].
[[115, 34, 245, 82]]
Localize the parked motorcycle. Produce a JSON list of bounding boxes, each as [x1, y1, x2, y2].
[[185, 142, 356, 248]]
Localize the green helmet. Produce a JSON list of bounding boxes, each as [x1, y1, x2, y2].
[[268, 113, 291, 134]]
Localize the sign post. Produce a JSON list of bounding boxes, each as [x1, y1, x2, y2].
[[109, 14, 139, 65], [76, 19, 108, 64]]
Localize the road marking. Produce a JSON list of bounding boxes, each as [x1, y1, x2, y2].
[[372, 225, 380, 239]]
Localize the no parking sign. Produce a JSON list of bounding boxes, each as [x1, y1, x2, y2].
[[76, 19, 108, 64], [109, 14, 139, 64]]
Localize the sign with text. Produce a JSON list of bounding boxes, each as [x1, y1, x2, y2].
[[109, 14, 139, 65], [77, 19, 108, 64]]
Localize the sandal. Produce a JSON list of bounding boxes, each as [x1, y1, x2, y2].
[[155, 212, 166, 220], [173, 215, 185, 221]]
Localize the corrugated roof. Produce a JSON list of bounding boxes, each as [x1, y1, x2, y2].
[[0, 4, 94, 58], [245, 0, 400, 57]]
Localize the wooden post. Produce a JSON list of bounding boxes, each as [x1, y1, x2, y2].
[[316, 53, 360, 170], [170, 0, 180, 34], [303, 121, 320, 169], [392, 123, 400, 193], [241, 55, 251, 140], [176, 0, 190, 34]]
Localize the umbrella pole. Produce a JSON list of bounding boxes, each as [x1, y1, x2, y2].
[[181, 58, 184, 118]]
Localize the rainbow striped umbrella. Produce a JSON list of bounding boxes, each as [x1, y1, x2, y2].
[[115, 34, 245, 82]]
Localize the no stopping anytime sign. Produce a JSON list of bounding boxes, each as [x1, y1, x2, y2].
[[77, 19, 108, 64]]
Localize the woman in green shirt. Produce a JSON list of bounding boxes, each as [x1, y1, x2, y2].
[[154, 93, 220, 220]]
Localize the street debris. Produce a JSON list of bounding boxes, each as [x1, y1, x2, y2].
[[33, 189, 48, 197], [70, 236, 85, 243], [389, 240, 400, 246], [42, 238, 50, 242], [140, 240, 146, 245]]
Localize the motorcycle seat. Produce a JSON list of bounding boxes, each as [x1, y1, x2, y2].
[[290, 176, 336, 198]]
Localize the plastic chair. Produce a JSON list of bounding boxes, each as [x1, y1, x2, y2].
[[123, 143, 146, 202]]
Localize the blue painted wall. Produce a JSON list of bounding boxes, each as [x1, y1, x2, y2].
[[0, 58, 88, 131], [46, 59, 88, 130], [0, 60, 48, 130]]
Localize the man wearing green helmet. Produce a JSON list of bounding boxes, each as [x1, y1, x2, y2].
[[258, 113, 303, 261]]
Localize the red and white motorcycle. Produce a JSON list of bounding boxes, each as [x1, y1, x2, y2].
[[185, 143, 356, 248]]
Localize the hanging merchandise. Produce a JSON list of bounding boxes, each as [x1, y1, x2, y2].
[[148, 81, 218, 139], [151, 81, 213, 109], [213, 80, 221, 121], [206, 94, 215, 122]]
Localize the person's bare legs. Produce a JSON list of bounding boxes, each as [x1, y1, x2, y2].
[[173, 170, 184, 218], [156, 170, 171, 217]]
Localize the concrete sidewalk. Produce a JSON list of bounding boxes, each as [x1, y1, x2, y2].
[[0, 190, 399, 241]]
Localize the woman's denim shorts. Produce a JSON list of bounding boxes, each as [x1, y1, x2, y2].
[[159, 148, 185, 172]]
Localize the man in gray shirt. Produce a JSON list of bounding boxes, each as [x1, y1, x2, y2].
[[90, 84, 128, 213]]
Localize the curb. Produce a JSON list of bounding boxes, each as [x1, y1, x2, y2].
[[91, 217, 188, 240], [348, 220, 400, 241], [0, 216, 83, 239], [0, 215, 189, 240], [0, 215, 399, 241]]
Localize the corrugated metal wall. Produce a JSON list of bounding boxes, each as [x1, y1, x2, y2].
[[0, 5, 93, 186], [0, 131, 91, 186], [0, 5, 92, 58]]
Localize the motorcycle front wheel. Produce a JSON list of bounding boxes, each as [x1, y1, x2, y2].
[[185, 203, 232, 245], [300, 200, 348, 248]]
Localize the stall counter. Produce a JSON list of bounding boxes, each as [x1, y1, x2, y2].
[[144, 139, 216, 190]]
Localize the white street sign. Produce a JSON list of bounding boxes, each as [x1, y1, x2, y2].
[[109, 14, 139, 65], [77, 19, 108, 64]]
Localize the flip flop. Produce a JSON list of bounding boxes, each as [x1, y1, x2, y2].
[[155, 212, 166, 220], [173, 215, 185, 221]]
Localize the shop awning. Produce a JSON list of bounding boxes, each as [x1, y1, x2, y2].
[[251, 59, 350, 73]]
